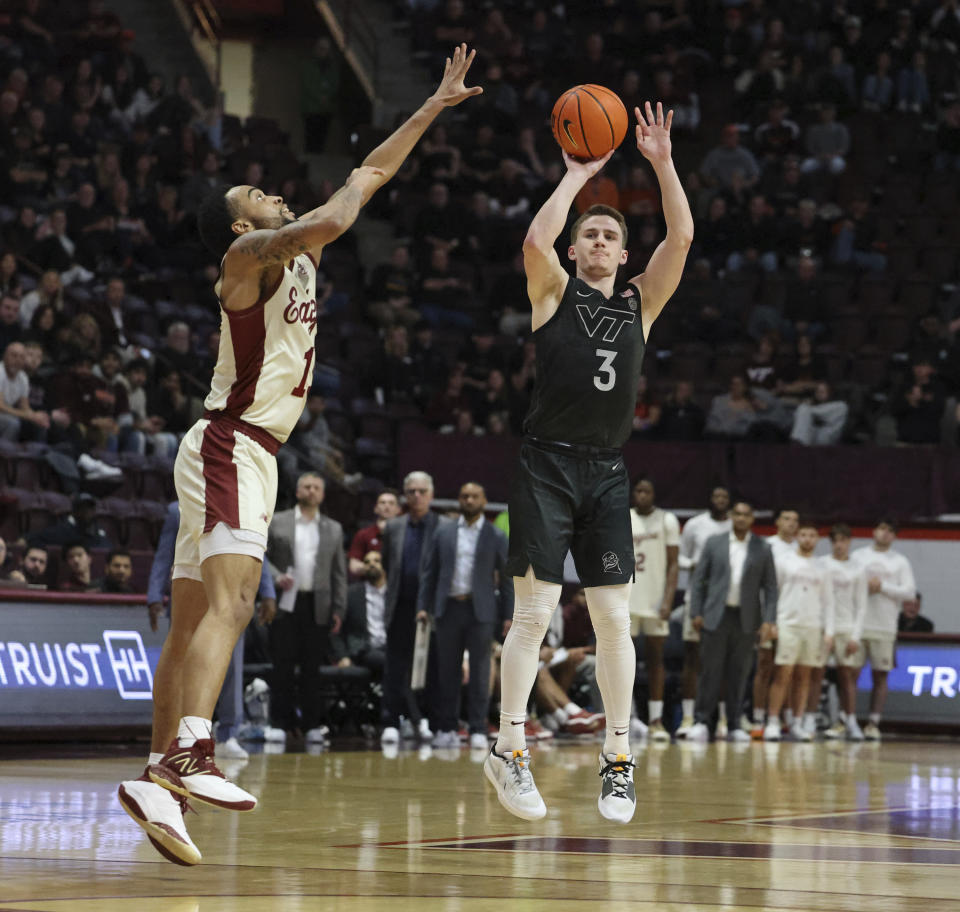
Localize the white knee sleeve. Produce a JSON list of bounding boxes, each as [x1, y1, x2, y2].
[[496, 568, 562, 751], [585, 584, 635, 752]]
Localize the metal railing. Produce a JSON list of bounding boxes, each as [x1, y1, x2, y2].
[[316, 0, 379, 102]]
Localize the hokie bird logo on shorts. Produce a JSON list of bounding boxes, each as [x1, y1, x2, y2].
[[602, 551, 622, 574]]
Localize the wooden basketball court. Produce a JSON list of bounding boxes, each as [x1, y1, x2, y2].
[[2, 739, 958, 911]]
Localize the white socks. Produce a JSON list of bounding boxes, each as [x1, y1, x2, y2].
[[682, 699, 694, 720], [869, 712, 881, 725], [718, 704, 728, 723], [585, 584, 634, 756], [496, 568, 562, 755], [648, 700, 664, 724], [753, 707, 765, 724], [148, 752, 163, 766], [177, 716, 212, 747]]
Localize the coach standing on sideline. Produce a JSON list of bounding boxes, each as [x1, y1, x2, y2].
[[418, 482, 513, 750], [380, 470, 441, 745], [686, 501, 778, 742], [267, 472, 347, 744]]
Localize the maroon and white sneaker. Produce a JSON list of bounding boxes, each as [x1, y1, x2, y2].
[[524, 718, 555, 741], [564, 710, 605, 735], [117, 769, 201, 866], [149, 738, 257, 811]]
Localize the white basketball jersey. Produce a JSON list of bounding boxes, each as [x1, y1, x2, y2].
[[680, 512, 732, 567], [206, 253, 318, 443], [821, 556, 867, 638], [628, 507, 680, 618]]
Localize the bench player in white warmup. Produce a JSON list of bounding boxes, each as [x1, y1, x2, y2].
[[116, 44, 482, 865]]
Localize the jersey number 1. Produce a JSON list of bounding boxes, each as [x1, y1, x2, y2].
[[291, 347, 314, 397], [594, 348, 617, 391]]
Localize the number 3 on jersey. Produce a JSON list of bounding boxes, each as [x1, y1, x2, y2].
[[594, 348, 617, 391]]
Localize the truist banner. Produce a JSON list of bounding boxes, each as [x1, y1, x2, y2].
[[0, 599, 162, 727]]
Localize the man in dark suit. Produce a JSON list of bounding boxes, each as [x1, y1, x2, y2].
[[380, 469, 440, 745], [686, 500, 778, 742], [266, 472, 347, 744], [331, 550, 388, 674], [419, 482, 513, 749]]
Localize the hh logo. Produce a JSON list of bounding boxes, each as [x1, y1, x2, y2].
[[601, 551, 622, 574], [576, 304, 636, 343], [103, 631, 153, 700]]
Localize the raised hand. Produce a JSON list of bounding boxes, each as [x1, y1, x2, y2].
[[562, 148, 613, 180], [635, 101, 674, 164], [431, 43, 484, 107]]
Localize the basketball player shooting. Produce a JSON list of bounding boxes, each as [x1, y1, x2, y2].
[[117, 44, 482, 866], [484, 102, 693, 824]]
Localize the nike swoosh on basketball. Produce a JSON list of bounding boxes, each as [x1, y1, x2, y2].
[[562, 118, 578, 148]]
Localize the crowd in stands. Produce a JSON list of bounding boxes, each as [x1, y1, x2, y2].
[[2, 2, 960, 562]]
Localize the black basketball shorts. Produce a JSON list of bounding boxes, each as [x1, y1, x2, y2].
[[506, 437, 634, 588]]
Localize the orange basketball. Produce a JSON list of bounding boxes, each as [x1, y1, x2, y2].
[[551, 84, 629, 160]]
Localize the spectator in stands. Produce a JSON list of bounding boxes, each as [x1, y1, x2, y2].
[[417, 246, 475, 328], [147, 368, 191, 440], [0, 536, 24, 583], [18, 270, 63, 329], [693, 195, 737, 274], [47, 351, 125, 450], [714, 6, 752, 74], [753, 99, 801, 166], [813, 46, 857, 111], [380, 470, 440, 745], [862, 51, 895, 112], [366, 325, 418, 405], [699, 124, 760, 191], [59, 313, 103, 365], [0, 341, 50, 441], [790, 381, 849, 445], [659, 380, 705, 441], [631, 375, 660, 439], [734, 51, 785, 119], [266, 472, 347, 744], [0, 295, 23, 353], [779, 334, 827, 401], [832, 196, 887, 273], [783, 256, 829, 339], [778, 198, 829, 265], [120, 357, 177, 457], [897, 50, 930, 113], [746, 335, 780, 390], [898, 593, 934, 633], [367, 244, 419, 329], [29, 492, 114, 550], [88, 276, 150, 353], [299, 37, 340, 154], [348, 489, 401, 577], [332, 549, 388, 674], [424, 366, 472, 429], [801, 103, 850, 175], [18, 545, 51, 589], [419, 481, 513, 750], [284, 391, 359, 492], [409, 321, 448, 403], [705, 375, 757, 440], [726, 194, 779, 274], [413, 182, 461, 265], [487, 251, 529, 337], [893, 356, 948, 444], [154, 321, 194, 380], [61, 542, 98, 592]]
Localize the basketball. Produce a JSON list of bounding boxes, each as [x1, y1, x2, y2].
[[551, 85, 629, 160]]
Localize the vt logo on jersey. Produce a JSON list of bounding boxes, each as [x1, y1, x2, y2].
[[576, 303, 636, 343]]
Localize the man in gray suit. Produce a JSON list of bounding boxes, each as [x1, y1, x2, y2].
[[380, 470, 440, 744], [419, 482, 513, 750], [686, 500, 777, 742], [266, 472, 346, 743]]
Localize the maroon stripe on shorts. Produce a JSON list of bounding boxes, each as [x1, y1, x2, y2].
[[203, 409, 280, 455], [200, 421, 240, 533]]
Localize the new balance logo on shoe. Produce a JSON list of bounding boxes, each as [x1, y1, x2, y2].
[[168, 752, 202, 776]]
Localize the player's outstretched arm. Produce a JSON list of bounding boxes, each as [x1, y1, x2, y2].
[[228, 166, 385, 269], [360, 43, 482, 190], [630, 102, 694, 338], [523, 149, 612, 330]]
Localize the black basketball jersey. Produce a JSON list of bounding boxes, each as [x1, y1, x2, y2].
[[523, 275, 646, 448]]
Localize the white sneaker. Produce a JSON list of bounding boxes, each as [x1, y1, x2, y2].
[[431, 730, 459, 749], [824, 721, 845, 740], [846, 719, 865, 741], [78, 453, 123, 479], [483, 747, 547, 821], [715, 717, 728, 740], [789, 721, 812, 742], [739, 714, 753, 733], [863, 722, 881, 741], [118, 772, 201, 866], [263, 726, 286, 743], [305, 726, 329, 744], [630, 717, 649, 740], [150, 740, 257, 812], [418, 718, 433, 741], [380, 726, 400, 745], [763, 721, 781, 742], [649, 719, 670, 743], [728, 728, 751, 743], [215, 737, 249, 760], [674, 716, 695, 739], [597, 753, 636, 823], [803, 713, 817, 737], [685, 722, 709, 742], [469, 732, 489, 750]]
